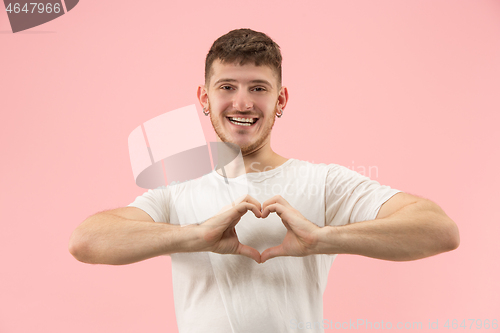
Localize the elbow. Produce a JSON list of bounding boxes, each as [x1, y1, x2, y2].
[[449, 222, 460, 251], [428, 201, 460, 253], [68, 229, 94, 264], [442, 218, 460, 253], [69, 224, 127, 265]]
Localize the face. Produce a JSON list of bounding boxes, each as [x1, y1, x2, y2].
[[198, 59, 287, 156]]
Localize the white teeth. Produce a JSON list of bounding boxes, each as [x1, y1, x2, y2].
[[229, 119, 252, 126], [228, 117, 257, 126], [229, 117, 255, 123]]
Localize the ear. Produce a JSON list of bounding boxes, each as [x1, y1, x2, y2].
[[277, 86, 289, 111], [197, 85, 209, 110]]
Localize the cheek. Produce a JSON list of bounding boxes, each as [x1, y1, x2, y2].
[[258, 95, 278, 108], [210, 92, 232, 105]]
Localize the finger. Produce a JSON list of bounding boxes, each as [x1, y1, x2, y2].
[[239, 194, 262, 213], [261, 202, 286, 219], [217, 194, 260, 215], [261, 195, 289, 211], [233, 201, 262, 218], [226, 195, 261, 218], [260, 245, 287, 263], [261, 204, 292, 232], [204, 203, 261, 235], [213, 203, 260, 229], [237, 243, 262, 263]]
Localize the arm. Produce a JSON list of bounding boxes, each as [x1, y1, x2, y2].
[[68, 195, 263, 265], [259, 193, 460, 262], [316, 193, 460, 261], [68, 207, 201, 265]]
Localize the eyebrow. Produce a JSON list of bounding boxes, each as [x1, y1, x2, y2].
[[213, 78, 274, 88]]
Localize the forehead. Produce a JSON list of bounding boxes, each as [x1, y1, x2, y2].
[[209, 59, 278, 87]]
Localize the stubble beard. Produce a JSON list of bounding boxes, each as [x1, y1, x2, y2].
[[210, 109, 277, 156]]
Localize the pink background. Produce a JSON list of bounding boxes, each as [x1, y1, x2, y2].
[[1, 0, 499, 332]]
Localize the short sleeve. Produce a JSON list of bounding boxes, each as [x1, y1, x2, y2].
[[325, 165, 401, 226], [127, 185, 170, 223]]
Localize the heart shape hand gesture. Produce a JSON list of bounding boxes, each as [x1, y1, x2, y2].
[[197, 194, 322, 263]]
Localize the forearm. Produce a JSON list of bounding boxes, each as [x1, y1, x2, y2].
[[315, 200, 460, 261], [69, 213, 201, 265]]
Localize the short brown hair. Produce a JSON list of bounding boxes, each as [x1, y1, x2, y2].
[[205, 28, 282, 87]]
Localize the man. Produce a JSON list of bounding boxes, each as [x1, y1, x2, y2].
[[69, 29, 460, 332]]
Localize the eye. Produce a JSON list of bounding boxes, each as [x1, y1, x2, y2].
[[252, 87, 266, 92], [220, 85, 233, 91]]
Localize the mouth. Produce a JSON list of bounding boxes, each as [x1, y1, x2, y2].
[[226, 116, 259, 127]]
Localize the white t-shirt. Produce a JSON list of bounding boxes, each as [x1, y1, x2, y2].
[[127, 159, 401, 333]]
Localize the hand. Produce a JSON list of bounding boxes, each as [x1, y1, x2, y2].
[[260, 195, 321, 263], [198, 194, 262, 263]]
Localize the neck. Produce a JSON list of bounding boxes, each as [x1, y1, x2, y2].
[[242, 145, 288, 173], [214, 140, 288, 178]]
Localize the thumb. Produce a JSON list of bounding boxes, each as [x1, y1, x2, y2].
[[237, 243, 262, 263], [260, 245, 286, 263]]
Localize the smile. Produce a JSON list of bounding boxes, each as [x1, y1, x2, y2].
[[227, 117, 258, 127]]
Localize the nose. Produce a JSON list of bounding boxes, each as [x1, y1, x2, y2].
[[232, 89, 253, 111]]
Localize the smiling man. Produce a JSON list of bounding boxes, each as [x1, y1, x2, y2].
[[200, 41, 289, 171], [69, 29, 460, 333]]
